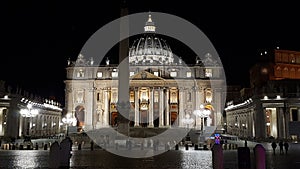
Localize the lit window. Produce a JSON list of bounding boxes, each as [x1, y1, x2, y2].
[[205, 68, 212, 77], [205, 90, 212, 103], [170, 72, 177, 77], [261, 68, 268, 74], [112, 72, 118, 78], [186, 71, 192, 78], [130, 72, 135, 76], [97, 72, 103, 78], [170, 91, 178, 103], [154, 71, 159, 76], [130, 91, 134, 102], [77, 69, 84, 77], [111, 91, 118, 103]]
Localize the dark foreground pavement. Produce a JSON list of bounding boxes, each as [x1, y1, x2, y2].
[[0, 141, 299, 169]]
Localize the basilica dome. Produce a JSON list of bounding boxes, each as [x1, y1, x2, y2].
[[128, 15, 174, 65]]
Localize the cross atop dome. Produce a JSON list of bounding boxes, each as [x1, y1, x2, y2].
[[144, 14, 156, 32]]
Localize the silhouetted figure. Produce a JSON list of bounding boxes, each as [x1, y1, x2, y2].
[[271, 141, 277, 155], [284, 142, 289, 154], [35, 142, 39, 150], [90, 140, 94, 151], [279, 141, 284, 154]]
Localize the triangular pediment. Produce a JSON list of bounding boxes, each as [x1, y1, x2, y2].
[[130, 71, 165, 80]]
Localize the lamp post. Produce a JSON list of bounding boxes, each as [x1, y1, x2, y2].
[[20, 103, 39, 137], [193, 105, 211, 144], [182, 114, 194, 129], [62, 113, 76, 137], [193, 107, 210, 132], [181, 114, 194, 147]]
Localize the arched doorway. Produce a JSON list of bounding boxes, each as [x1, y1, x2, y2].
[[75, 106, 85, 132]]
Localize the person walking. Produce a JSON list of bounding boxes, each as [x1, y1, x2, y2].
[[271, 141, 277, 155], [284, 141, 289, 154], [279, 140, 284, 155]]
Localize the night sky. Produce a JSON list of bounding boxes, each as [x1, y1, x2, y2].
[[2, 1, 300, 106]]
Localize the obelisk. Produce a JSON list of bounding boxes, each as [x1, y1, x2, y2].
[[117, 0, 130, 134]]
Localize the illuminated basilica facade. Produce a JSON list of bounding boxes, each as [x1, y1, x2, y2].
[[64, 15, 226, 136]]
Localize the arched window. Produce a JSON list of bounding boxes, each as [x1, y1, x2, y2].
[[205, 89, 212, 103], [275, 66, 282, 77], [282, 67, 289, 78]]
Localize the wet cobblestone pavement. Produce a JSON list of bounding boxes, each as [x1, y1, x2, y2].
[[1, 141, 300, 169], [0, 148, 212, 169]]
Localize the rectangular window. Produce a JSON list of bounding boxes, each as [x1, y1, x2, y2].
[[141, 91, 148, 102], [291, 109, 298, 121], [112, 72, 118, 78], [130, 91, 134, 102], [170, 72, 177, 77], [154, 71, 159, 76], [130, 71, 135, 76], [205, 68, 213, 77], [97, 93, 100, 101], [170, 91, 178, 103], [97, 72, 103, 78], [111, 91, 118, 103], [186, 71, 192, 78]]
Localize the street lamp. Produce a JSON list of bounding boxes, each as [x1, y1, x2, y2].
[[62, 113, 76, 136], [20, 103, 39, 136], [181, 114, 195, 147], [182, 114, 195, 129], [193, 105, 211, 131], [193, 105, 211, 145], [20, 104, 39, 117]]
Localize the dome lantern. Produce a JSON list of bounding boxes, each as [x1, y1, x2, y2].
[[129, 14, 174, 65], [144, 14, 156, 33]]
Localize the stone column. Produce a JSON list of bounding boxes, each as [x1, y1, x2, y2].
[[285, 108, 291, 138], [29, 116, 33, 135], [134, 88, 140, 127], [159, 88, 164, 127], [103, 89, 110, 127], [148, 88, 154, 127], [278, 107, 285, 139], [179, 88, 185, 127], [199, 87, 205, 104], [165, 88, 170, 126], [19, 115, 23, 137], [213, 88, 222, 127], [195, 87, 201, 129]]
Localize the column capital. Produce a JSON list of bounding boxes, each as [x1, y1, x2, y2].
[[101, 87, 111, 91], [65, 87, 73, 93], [163, 87, 169, 91], [179, 87, 185, 92], [178, 87, 184, 91], [149, 87, 154, 91], [193, 86, 200, 91], [88, 87, 97, 92]]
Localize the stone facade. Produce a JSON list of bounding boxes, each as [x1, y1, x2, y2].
[[64, 15, 226, 139], [225, 49, 300, 141]]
